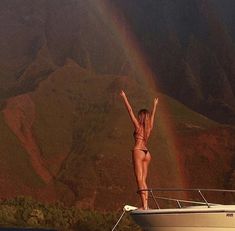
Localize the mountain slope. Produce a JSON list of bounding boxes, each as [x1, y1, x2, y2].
[[112, 0, 235, 123], [1, 59, 235, 210], [1, 0, 235, 123]]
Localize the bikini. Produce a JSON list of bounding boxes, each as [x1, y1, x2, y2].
[[133, 130, 149, 154], [134, 148, 149, 154]]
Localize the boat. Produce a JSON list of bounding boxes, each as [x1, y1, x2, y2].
[[130, 188, 235, 231]]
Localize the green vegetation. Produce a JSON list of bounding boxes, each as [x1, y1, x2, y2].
[[0, 197, 141, 231]]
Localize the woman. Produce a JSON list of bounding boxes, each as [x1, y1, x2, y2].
[[120, 90, 158, 210]]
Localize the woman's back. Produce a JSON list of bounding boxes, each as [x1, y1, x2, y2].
[[133, 125, 150, 150]]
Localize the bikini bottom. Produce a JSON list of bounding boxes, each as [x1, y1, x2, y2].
[[133, 148, 149, 155]]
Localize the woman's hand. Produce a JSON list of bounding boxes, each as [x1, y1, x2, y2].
[[120, 90, 126, 98], [154, 98, 159, 105]]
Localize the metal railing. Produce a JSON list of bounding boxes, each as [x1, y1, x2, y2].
[[137, 188, 235, 209]]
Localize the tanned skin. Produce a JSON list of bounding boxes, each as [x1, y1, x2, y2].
[[120, 90, 158, 209]]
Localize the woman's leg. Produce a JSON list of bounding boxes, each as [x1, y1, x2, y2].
[[132, 150, 147, 209], [143, 152, 151, 209]]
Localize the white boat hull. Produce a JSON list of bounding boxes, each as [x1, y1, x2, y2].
[[131, 205, 235, 231]]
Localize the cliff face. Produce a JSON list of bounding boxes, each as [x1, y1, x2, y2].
[[1, 0, 235, 123], [0, 0, 126, 98], [112, 0, 235, 123]]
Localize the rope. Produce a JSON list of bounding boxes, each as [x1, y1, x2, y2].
[[111, 210, 126, 231], [111, 205, 138, 231]]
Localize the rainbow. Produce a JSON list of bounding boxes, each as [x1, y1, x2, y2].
[[87, 0, 187, 188]]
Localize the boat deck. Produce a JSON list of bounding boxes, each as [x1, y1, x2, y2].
[[130, 188, 235, 231]]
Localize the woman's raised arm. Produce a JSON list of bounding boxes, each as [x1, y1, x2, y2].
[[150, 98, 158, 129], [120, 90, 139, 129]]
